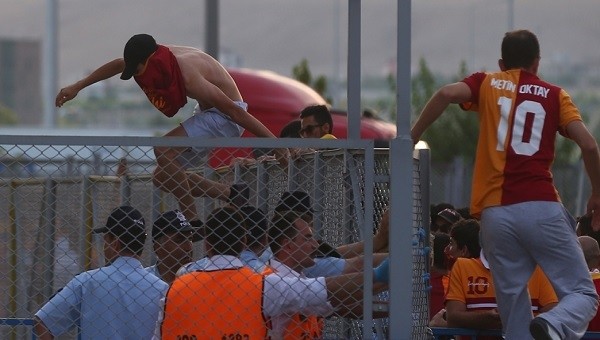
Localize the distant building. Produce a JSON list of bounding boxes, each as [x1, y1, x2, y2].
[[0, 38, 42, 125]]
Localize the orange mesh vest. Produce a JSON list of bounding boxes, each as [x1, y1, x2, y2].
[[160, 267, 267, 340], [284, 314, 323, 340], [266, 264, 324, 340]]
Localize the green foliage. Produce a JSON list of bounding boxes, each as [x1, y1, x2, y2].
[[410, 58, 478, 163], [292, 59, 331, 103], [0, 102, 18, 125], [410, 58, 436, 118], [292, 59, 312, 85]]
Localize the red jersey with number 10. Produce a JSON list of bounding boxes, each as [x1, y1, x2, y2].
[[460, 69, 582, 218]]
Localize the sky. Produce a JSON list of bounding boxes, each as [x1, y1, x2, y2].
[[0, 0, 599, 86]]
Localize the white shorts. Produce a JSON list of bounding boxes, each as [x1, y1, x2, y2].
[[178, 101, 246, 168]]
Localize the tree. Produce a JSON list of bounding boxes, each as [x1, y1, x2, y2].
[[411, 59, 478, 163], [292, 59, 331, 103], [0, 102, 18, 125]]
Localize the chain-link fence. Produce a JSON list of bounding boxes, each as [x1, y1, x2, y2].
[[0, 135, 429, 339], [428, 156, 591, 217]]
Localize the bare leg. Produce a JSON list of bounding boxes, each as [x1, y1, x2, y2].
[[186, 172, 230, 200], [153, 150, 198, 220], [153, 125, 224, 221]]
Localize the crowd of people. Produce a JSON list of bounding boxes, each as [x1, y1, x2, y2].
[[33, 190, 391, 339], [417, 29, 600, 340], [46, 25, 600, 339]]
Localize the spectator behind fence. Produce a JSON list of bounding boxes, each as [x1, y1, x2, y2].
[[299, 104, 336, 139], [268, 210, 389, 338], [145, 209, 202, 284], [280, 119, 302, 138], [411, 29, 600, 339], [430, 203, 456, 234], [275, 190, 389, 278], [154, 206, 389, 339], [429, 232, 451, 322], [440, 220, 558, 340], [238, 205, 273, 274], [579, 235, 600, 331], [436, 207, 462, 235], [34, 206, 168, 340], [429, 219, 483, 328], [55, 33, 288, 223], [577, 213, 600, 245], [235, 192, 388, 279]]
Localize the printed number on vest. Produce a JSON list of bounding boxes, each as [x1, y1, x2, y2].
[[221, 334, 250, 340], [496, 97, 546, 156]]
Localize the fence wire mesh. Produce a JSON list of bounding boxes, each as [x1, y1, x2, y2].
[[0, 136, 430, 339]]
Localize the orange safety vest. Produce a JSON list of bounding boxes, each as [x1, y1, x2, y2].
[[160, 267, 268, 340], [264, 264, 324, 340]]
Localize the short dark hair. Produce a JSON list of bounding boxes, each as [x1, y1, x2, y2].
[[239, 206, 268, 249], [450, 219, 481, 258], [279, 120, 302, 138], [577, 213, 600, 246], [432, 232, 451, 269], [269, 211, 304, 254], [430, 203, 455, 232], [205, 207, 246, 256], [299, 105, 333, 134], [501, 29, 540, 70]]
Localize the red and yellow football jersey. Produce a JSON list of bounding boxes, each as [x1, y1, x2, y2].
[[460, 69, 582, 217], [446, 257, 557, 313]]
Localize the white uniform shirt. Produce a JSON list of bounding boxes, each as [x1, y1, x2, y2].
[[267, 259, 334, 339]]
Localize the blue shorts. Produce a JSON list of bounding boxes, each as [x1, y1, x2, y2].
[[178, 101, 246, 168]]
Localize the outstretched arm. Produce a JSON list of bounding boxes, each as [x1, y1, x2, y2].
[[56, 58, 125, 107], [567, 120, 600, 230], [336, 208, 390, 258], [410, 82, 472, 144]]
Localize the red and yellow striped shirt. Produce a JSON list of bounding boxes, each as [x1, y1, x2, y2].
[[460, 69, 581, 217]]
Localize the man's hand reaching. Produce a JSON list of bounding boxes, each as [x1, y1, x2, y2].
[[274, 147, 290, 168], [56, 84, 81, 107]]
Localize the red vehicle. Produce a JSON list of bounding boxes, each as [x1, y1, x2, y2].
[[209, 68, 397, 167]]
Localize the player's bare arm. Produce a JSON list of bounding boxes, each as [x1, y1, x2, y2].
[[566, 120, 600, 230], [56, 58, 125, 107], [411, 82, 472, 144]]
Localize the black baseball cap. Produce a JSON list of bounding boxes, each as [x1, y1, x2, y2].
[[437, 208, 462, 225], [152, 210, 202, 242], [275, 191, 313, 214], [120, 34, 158, 80], [93, 206, 147, 242]]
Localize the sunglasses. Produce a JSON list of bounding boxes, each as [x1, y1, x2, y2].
[[299, 124, 324, 136]]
